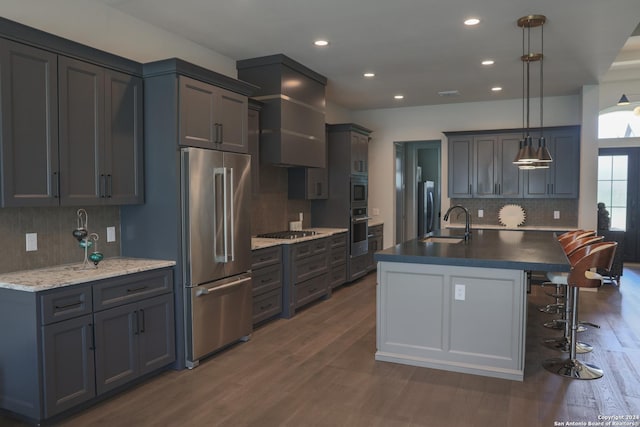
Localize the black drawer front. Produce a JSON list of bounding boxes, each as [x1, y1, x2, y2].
[[370, 225, 383, 238], [93, 269, 173, 311], [293, 238, 328, 260], [253, 288, 282, 324], [294, 253, 328, 283], [330, 233, 347, 248], [40, 284, 92, 325], [330, 264, 347, 289], [252, 264, 282, 295], [330, 249, 346, 268], [294, 273, 328, 308], [251, 246, 282, 270]]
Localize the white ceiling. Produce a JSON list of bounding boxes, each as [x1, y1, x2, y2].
[[96, 0, 640, 110]]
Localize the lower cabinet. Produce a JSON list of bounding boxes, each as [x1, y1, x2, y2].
[[329, 232, 347, 288], [251, 246, 283, 325], [366, 224, 384, 272], [0, 268, 175, 422]]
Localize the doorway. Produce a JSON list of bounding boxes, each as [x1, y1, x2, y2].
[[394, 140, 442, 244], [598, 147, 640, 262]]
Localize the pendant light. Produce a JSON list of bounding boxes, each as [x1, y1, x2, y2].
[[513, 15, 551, 168]]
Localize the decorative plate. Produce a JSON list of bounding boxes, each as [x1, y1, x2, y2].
[[498, 204, 526, 228]]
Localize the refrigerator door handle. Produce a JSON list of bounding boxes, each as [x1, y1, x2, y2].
[[196, 276, 252, 296], [228, 166, 235, 262], [214, 167, 228, 263], [428, 190, 435, 233]]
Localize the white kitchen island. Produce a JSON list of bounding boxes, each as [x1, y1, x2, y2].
[[374, 229, 570, 381]]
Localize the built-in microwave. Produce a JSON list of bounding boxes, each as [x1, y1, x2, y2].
[[351, 176, 367, 205]]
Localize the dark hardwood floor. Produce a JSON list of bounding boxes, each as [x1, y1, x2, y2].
[[3, 266, 640, 426]]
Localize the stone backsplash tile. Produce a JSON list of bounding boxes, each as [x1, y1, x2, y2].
[[0, 206, 120, 274], [449, 198, 580, 228]]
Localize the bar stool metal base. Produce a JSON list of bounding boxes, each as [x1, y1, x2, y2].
[[539, 304, 564, 314], [542, 357, 604, 379], [543, 337, 592, 353], [543, 319, 587, 332]]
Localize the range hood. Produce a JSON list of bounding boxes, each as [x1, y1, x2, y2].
[[237, 54, 327, 168]]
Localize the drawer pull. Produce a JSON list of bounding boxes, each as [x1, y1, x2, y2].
[[140, 309, 146, 333], [55, 301, 82, 310], [127, 286, 148, 294], [260, 303, 273, 310]]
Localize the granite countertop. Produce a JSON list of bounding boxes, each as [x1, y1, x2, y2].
[[0, 258, 176, 292], [369, 219, 384, 227], [375, 229, 569, 272], [251, 227, 348, 250]]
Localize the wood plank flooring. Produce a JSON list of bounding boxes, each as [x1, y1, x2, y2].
[[2, 265, 640, 426]]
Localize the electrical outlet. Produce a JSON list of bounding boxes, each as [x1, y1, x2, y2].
[[554, 211, 560, 220], [26, 233, 38, 251], [372, 208, 380, 216], [478, 209, 484, 218], [107, 226, 116, 242], [454, 284, 466, 301]]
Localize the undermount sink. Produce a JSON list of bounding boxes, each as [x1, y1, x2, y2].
[[420, 236, 464, 244]]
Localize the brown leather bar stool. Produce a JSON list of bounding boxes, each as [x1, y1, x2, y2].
[[539, 234, 603, 315], [543, 242, 617, 379]]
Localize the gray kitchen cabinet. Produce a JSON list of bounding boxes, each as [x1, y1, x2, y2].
[[366, 224, 384, 272], [473, 134, 522, 198], [288, 167, 328, 200], [0, 268, 174, 424], [524, 126, 580, 198], [179, 75, 248, 153], [251, 246, 283, 325], [0, 39, 59, 207], [282, 237, 330, 318], [248, 100, 262, 194], [94, 292, 175, 395], [351, 132, 369, 175], [59, 56, 144, 206], [329, 232, 348, 288], [0, 38, 143, 208], [447, 135, 473, 198]]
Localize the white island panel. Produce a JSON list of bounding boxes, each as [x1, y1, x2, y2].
[[376, 261, 527, 381]]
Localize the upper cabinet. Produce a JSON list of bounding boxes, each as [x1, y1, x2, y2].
[[350, 132, 369, 175], [447, 126, 580, 199], [59, 57, 144, 206], [523, 126, 580, 198], [237, 54, 327, 168], [0, 39, 59, 207], [0, 26, 144, 208], [179, 76, 248, 153]]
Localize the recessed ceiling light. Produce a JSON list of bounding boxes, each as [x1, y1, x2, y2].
[[314, 40, 329, 47], [482, 60, 495, 66], [464, 18, 480, 26], [363, 72, 375, 78], [394, 95, 404, 100], [491, 86, 503, 92]]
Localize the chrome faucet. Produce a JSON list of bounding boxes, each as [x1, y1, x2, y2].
[[443, 205, 471, 241]]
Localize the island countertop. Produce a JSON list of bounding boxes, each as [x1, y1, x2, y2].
[[374, 229, 570, 272]]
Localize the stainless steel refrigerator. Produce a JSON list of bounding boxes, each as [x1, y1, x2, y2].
[[181, 147, 252, 368], [417, 180, 435, 237]]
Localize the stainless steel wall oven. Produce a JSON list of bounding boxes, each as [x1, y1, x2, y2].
[[351, 206, 370, 257]]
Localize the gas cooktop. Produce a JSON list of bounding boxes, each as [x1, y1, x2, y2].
[[256, 230, 318, 239]]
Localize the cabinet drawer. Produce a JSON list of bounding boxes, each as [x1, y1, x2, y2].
[[251, 246, 282, 269], [329, 233, 347, 249], [293, 238, 328, 260], [369, 225, 383, 238], [294, 273, 328, 308], [252, 263, 282, 295], [330, 264, 347, 289], [330, 248, 347, 268], [40, 284, 92, 325], [93, 269, 173, 312], [293, 253, 328, 283], [252, 288, 282, 324]]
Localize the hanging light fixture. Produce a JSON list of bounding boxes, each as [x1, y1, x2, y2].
[[618, 94, 630, 105], [513, 14, 551, 169]]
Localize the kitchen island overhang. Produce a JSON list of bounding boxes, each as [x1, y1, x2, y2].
[[374, 229, 570, 381]]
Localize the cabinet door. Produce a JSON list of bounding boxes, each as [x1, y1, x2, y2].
[[42, 314, 95, 417], [448, 136, 473, 198], [306, 168, 328, 199], [179, 76, 216, 148], [548, 130, 579, 198], [58, 56, 104, 206], [350, 133, 368, 174], [497, 135, 523, 197], [473, 135, 498, 197], [217, 88, 248, 153], [137, 293, 175, 376], [104, 70, 144, 204], [93, 303, 138, 395], [0, 40, 59, 207]]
